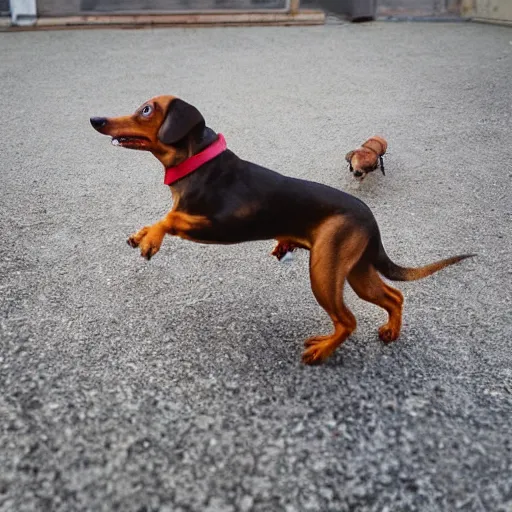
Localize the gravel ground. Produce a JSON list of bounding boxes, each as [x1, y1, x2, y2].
[[1, 21, 511, 512]]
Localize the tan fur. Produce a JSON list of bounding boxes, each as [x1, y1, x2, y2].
[[346, 135, 388, 180]]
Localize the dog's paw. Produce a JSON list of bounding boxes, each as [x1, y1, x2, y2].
[[378, 324, 400, 344], [127, 226, 149, 248], [302, 336, 336, 365], [271, 241, 296, 261], [127, 226, 164, 260]]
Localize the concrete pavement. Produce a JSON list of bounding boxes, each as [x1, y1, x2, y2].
[[0, 22, 511, 511]]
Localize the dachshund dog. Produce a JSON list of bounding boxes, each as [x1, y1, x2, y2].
[[346, 135, 387, 180], [90, 96, 473, 365]]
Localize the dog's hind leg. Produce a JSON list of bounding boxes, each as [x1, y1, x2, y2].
[[302, 218, 368, 365], [347, 260, 403, 343]]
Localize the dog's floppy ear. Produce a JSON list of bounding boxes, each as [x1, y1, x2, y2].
[[158, 99, 205, 145], [345, 150, 355, 163]]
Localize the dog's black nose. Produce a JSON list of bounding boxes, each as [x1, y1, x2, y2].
[[354, 171, 363, 177], [90, 117, 108, 129]]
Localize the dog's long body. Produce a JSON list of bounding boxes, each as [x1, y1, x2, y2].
[[170, 151, 372, 245], [91, 95, 473, 364]]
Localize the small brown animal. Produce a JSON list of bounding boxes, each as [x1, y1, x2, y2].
[[346, 135, 387, 180], [90, 96, 473, 365]]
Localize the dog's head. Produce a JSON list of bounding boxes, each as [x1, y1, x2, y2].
[[348, 149, 377, 181], [345, 150, 366, 179], [90, 95, 213, 167]]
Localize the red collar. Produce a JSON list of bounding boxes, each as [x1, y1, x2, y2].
[[164, 133, 227, 186]]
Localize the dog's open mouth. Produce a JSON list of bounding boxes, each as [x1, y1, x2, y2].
[[111, 136, 150, 148]]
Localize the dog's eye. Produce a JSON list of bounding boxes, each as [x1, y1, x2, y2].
[[141, 105, 153, 117]]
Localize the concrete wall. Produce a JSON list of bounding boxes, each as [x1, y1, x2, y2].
[[461, 0, 512, 23]]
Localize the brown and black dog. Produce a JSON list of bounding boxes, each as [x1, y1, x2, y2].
[[346, 135, 387, 180], [90, 95, 473, 365]]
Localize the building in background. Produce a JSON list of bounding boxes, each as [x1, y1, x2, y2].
[[3, 0, 512, 26]]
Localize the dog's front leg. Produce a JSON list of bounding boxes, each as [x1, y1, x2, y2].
[[127, 211, 210, 260], [379, 156, 385, 175]]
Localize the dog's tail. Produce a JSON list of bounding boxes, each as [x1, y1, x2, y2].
[[374, 240, 475, 282]]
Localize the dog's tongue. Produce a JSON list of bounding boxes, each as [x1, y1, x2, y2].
[[111, 138, 120, 146]]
